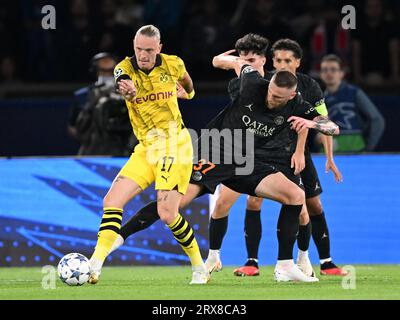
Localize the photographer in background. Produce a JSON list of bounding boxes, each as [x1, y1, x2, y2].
[[68, 52, 137, 156]]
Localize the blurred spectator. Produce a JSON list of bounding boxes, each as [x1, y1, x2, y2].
[[303, 2, 352, 78], [288, 0, 325, 42], [0, 2, 21, 64], [68, 52, 136, 156], [318, 54, 385, 152], [143, 0, 183, 53], [235, 0, 295, 70], [115, 0, 144, 27], [96, 0, 136, 58], [56, 0, 98, 81], [0, 56, 21, 84], [20, 0, 59, 81], [352, 0, 400, 85], [181, 0, 237, 79]]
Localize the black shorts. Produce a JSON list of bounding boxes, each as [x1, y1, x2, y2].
[[273, 163, 305, 191], [301, 152, 323, 198], [190, 160, 277, 196]]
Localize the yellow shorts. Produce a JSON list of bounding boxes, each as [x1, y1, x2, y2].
[[118, 129, 193, 194]]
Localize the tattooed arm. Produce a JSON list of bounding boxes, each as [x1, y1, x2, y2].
[[288, 115, 340, 136]]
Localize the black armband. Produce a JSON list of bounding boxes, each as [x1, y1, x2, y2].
[[115, 74, 131, 84]]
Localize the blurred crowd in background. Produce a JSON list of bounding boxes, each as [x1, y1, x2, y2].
[[1, 0, 399, 85]]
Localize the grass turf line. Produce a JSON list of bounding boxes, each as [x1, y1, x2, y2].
[[0, 265, 399, 300]]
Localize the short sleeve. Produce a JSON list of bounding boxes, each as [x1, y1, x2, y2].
[[294, 98, 322, 120], [239, 65, 266, 104], [175, 56, 188, 81], [303, 78, 328, 116], [114, 59, 132, 83]]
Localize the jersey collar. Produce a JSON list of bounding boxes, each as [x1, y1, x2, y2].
[[130, 54, 162, 74]]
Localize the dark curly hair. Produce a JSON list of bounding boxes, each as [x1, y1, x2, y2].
[[235, 33, 270, 57], [271, 38, 303, 59]]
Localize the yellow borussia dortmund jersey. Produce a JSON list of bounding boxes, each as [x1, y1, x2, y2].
[[114, 53, 187, 146]]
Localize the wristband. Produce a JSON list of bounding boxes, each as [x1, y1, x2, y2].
[[187, 89, 195, 99]]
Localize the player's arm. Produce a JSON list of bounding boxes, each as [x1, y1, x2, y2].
[[288, 115, 339, 136], [114, 63, 136, 102], [212, 49, 241, 76], [320, 134, 343, 182], [291, 128, 308, 175], [177, 71, 195, 100], [305, 79, 342, 180]]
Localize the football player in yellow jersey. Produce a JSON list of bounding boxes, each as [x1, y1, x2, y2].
[[88, 25, 210, 285]]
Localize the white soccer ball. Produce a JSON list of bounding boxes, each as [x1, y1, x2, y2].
[[57, 253, 91, 286]]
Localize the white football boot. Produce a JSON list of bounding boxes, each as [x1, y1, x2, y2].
[[205, 249, 223, 274], [88, 258, 103, 285], [274, 260, 319, 282], [296, 250, 316, 277], [190, 264, 211, 285]]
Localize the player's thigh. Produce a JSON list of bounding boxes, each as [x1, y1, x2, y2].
[[104, 175, 143, 208], [155, 142, 193, 196], [104, 146, 155, 208], [246, 195, 263, 211], [254, 172, 304, 205], [179, 183, 203, 209], [212, 185, 241, 218], [118, 144, 156, 191]]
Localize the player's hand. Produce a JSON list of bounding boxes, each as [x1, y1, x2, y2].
[[176, 82, 189, 99], [288, 116, 314, 133], [291, 151, 305, 175], [219, 49, 237, 57], [325, 158, 343, 183], [118, 79, 137, 101]]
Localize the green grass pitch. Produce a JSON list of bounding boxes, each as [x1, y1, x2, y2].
[[0, 265, 399, 300]]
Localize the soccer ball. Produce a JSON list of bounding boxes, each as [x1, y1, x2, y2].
[[57, 253, 91, 286]]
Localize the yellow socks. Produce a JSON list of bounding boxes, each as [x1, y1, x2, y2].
[[168, 213, 203, 267], [91, 207, 123, 264]]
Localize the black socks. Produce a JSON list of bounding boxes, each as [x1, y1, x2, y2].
[[277, 204, 302, 260], [310, 212, 331, 260]]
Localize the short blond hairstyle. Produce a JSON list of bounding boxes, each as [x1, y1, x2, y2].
[[135, 25, 161, 41]]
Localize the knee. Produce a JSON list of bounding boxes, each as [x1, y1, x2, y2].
[[285, 188, 305, 206], [212, 198, 232, 219], [246, 196, 263, 211], [157, 203, 176, 224], [103, 194, 120, 209], [306, 197, 323, 216]]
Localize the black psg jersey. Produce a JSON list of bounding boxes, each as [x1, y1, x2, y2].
[[226, 70, 325, 159], [205, 66, 320, 164]]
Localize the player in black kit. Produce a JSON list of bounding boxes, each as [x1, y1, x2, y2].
[[210, 38, 346, 277], [109, 59, 339, 282]]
